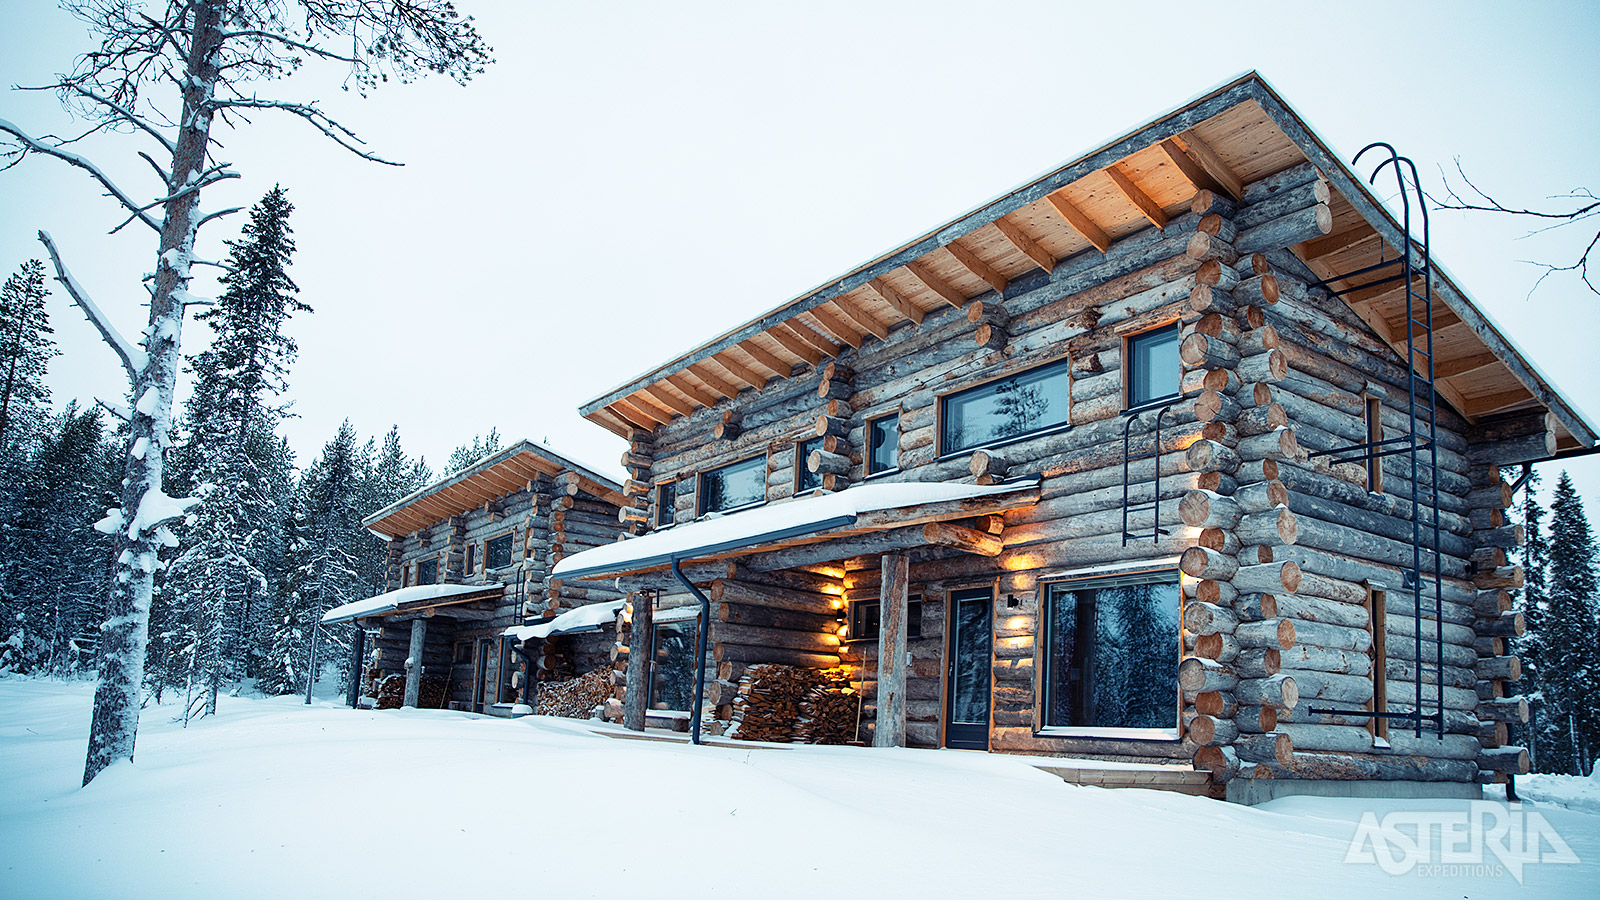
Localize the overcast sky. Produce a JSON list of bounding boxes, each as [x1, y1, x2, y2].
[[3, 0, 1597, 511]]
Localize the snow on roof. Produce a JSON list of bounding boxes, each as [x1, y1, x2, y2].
[[321, 582, 504, 624], [551, 480, 1035, 580], [503, 599, 626, 642]]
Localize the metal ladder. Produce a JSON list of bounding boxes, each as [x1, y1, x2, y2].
[[1121, 403, 1176, 546], [1306, 142, 1445, 739]]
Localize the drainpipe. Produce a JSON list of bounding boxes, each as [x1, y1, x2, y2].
[[671, 558, 711, 746]]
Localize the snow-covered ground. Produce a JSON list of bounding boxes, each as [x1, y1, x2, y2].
[[2, 679, 1595, 899]]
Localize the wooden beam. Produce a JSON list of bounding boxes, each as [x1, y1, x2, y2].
[[1384, 304, 1461, 339], [904, 259, 969, 309], [1172, 131, 1242, 200], [687, 362, 741, 401], [710, 351, 768, 391], [403, 618, 427, 708], [1158, 138, 1224, 195], [614, 396, 669, 428], [737, 339, 793, 378], [863, 277, 925, 325], [1463, 389, 1535, 418], [831, 297, 890, 341], [922, 522, 1002, 556], [1107, 165, 1169, 230], [1044, 191, 1111, 253], [993, 216, 1056, 274], [628, 391, 681, 423], [766, 323, 825, 366], [665, 372, 721, 409], [1301, 225, 1378, 261], [942, 241, 1007, 295], [805, 306, 864, 349], [780, 318, 841, 358], [873, 552, 909, 748], [1435, 351, 1499, 379], [642, 384, 695, 417]]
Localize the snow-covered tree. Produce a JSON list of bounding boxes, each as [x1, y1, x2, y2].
[[0, 1, 491, 784], [0, 259, 57, 451], [287, 421, 372, 693], [445, 428, 502, 474], [1530, 472, 1600, 775]]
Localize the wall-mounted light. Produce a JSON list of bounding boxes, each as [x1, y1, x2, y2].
[[1006, 594, 1020, 609]]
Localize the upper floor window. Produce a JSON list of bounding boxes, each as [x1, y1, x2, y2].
[[699, 455, 766, 515], [486, 533, 513, 570], [868, 414, 900, 475], [1365, 396, 1385, 493], [795, 436, 823, 494], [415, 557, 439, 586], [656, 481, 678, 528], [1126, 324, 1181, 411], [940, 358, 1071, 455]]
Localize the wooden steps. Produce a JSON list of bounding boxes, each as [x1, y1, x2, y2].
[[1031, 763, 1221, 798]]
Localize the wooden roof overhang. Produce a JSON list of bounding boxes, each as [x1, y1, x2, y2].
[[556, 481, 1041, 587], [363, 439, 628, 540], [578, 73, 1595, 454], [323, 584, 506, 625]]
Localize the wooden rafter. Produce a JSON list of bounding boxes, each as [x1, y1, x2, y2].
[[1301, 225, 1378, 261], [863, 277, 924, 325], [831, 296, 889, 341], [1044, 191, 1111, 253], [942, 241, 1007, 295], [1172, 131, 1242, 200], [711, 351, 768, 391], [632, 391, 681, 423], [642, 383, 695, 417], [767, 324, 825, 366], [805, 306, 864, 349], [688, 362, 741, 401], [738, 339, 792, 377], [1435, 351, 1499, 379], [1463, 389, 1535, 418], [993, 216, 1056, 274], [666, 372, 721, 408], [1107, 165, 1168, 230], [615, 395, 670, 427], [904, 259, 969, 309], [1157, 138, 1224, 196], [1384, 305, 1461, 338], [782, 318, 842, 358], [606, 401, 655, 432]]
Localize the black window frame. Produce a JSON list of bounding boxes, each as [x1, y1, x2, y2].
[[464, 542, 476, 578], [846, 595, 923, 643], [866, 413, 901, 477], [794, 435, 824, 495], [697, 453, 768, 516], [648, 615, 702, 712], [1124, 323, 1183, 413], [1039, 568, 1183, 735], [937, 356, 1074, 458], [486, 533, 514, 570], [415, 557, 438, 586], [655, 480, 678, 528]]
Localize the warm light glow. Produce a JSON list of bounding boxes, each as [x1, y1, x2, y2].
[[812, 565, 846, 580], [830, 597, 845, 610], [1006, 615, 1029, 630], [1003, 552, 1044, 571], [837, 624, 849, 637]]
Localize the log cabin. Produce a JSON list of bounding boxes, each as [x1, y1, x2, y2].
[[322, 440, 627, 716], [551, 73, 1595, 803]]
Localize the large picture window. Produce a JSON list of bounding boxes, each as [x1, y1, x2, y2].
[[795, 436, 823, 494], [486, 533, 513, 570], [1126, 324, 1181, 410], [699, 455, 766, 515], [1042, 570, 1181, 733], [940, 358, 1071, 455]]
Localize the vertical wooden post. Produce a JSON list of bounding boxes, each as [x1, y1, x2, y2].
[[346, 627, 366, 708], [623, 590, 653, 731], [403, 618, 427, 708], [874, 552, 909, 748]]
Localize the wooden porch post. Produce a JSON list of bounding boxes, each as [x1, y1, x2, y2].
[[622, 590, 653, 731], [874, 553, 909, 748], [403, 618, 427, 708]]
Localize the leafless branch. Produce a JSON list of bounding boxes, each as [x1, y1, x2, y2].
[[195, 206, 244, 230], [221, 28, 361, 64], [37, 230, 146, 382], [95, 397, 131, 423], [0, 117, 162, 232], [209, 97, 399, 165]]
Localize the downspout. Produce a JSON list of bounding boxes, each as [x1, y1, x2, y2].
[[671, 558, 711, 746]]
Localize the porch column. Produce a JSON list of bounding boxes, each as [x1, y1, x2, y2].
[[622, 590, 653, 731], [403, 618, 427, 708], [346, 628, 366, 708], [874, 553, 909, 748]]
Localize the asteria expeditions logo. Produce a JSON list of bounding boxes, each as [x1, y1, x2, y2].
[[1345, 801, 1580, 882]]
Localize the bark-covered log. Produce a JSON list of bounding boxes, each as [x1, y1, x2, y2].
[[1179, 490, 1242, 529], [1235, 673, 1298, 709], [1178, 657, 1239, 693], [1235, 732, 1294, 765], [1236, 619, 1296, 650], [1187, 714, 1238, 747], [1234, 203, 1333, 255], [1186, 439, 1241, 474], [1183, 601, 1238, 635]]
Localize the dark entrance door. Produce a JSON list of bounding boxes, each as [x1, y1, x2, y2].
[[473, 637, 496, 713], [944, 587, 993, 750]]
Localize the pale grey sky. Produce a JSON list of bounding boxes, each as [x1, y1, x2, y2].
[[3, 0, 1597, 511]]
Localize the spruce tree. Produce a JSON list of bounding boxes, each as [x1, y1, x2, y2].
[[0, 259, 57, 451], [1511, 468, 1553, 769], [1537, 472, 1600, 774], [445, 428, 502, 473]]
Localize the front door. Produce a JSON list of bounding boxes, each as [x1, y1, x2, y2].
[[944, 587, 993, 750], [473, 637, 497, 713]]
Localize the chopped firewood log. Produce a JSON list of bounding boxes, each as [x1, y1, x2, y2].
[[536, 668, 613, 719]]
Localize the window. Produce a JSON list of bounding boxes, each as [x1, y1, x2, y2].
[[1369, 588, 1388, 742], [1042, 570, 1181, 733], [1126, 324, 1182, 410], [499, 636, 522, 704], [940, 358, 1072, 455], [453, 641, 473, 665], [487, 533, 513, 570], [415, 557, 438, 586], [847, 596, 923, 642], [868, 414, 900, 475], [1365, 396, 1384, 493], [465, 543, 476, 577], [699, 455, 766, 515], [656, 481, 677, 527], [795, 436, 823, 494], [649, 619, 700, 711], [401, 564, 411, 588]]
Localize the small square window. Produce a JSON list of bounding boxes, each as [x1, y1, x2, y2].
[[1126, 324, 1182, 410], [656, 481, 677, 528], [795, 436, 823, 494], [487, 533, 513, 570], [415, 558, 438, 585], [868, 414, 900, 475], [847, 596, 923, 642]]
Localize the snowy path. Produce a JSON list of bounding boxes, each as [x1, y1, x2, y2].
[[1, 679, 1595, 899]]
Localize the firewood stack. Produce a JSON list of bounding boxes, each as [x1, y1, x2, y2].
[[723, 664, 856, 744], [536, 668, 613, 719], [373, 673, 449, 709]]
